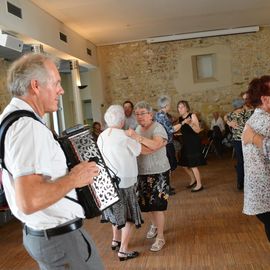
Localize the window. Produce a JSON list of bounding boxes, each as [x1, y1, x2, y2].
[[192, 54, 216, 83]]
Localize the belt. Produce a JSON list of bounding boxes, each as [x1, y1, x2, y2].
[[24, 218, 83, 238]]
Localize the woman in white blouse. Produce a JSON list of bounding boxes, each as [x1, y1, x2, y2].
[[97, 105, 143, 261]]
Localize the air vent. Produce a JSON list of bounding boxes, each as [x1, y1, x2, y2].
[[86, 48, 92, 56], [59, 32, 68, 43], [7, 1, 22, 19]]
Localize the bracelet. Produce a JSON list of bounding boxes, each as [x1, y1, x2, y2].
[[137, 136, 143, 143], [251, 134, 256, 144]]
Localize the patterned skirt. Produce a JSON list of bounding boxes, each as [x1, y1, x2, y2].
[[100, 185, 143, 229], [137, 170, 170, 212]]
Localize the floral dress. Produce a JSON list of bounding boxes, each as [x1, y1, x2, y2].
[[136, 122, 170, 212], [242, 108, 270, 215]]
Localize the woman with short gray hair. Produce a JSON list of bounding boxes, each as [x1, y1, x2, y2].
[[127, 100, 170, 252], [157, 95, 170, 109], [134, 100, 153, 113], [155, 95, 181, 194], [97, 105, 143, 261]]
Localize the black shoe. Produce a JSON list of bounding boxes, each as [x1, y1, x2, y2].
[[186, 182, 196, 189], [111, 240, 121, 251], [118, 251, 139, 261], [191, 186, 204, 192]]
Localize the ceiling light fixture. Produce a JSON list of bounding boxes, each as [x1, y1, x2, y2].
[[146, 26, 259, 44]]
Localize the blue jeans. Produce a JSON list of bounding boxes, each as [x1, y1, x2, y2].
[[232, 140, 244, 189]]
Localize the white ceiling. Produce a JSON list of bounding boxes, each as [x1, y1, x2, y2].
[[31, 0, 270, 45]]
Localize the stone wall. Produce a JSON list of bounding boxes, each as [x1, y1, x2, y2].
[[98, 27, 270, 127], [0, 59, 11, 113]]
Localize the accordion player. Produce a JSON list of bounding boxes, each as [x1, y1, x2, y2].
[[58, 124, 120, 218]]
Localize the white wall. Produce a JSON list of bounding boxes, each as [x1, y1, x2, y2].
[[88, 69, 105, 124], [0, 0, 97, 67], [61, 69, 105, 127], [0, 0, 106, 127]]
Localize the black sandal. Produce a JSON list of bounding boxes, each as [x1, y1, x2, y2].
[[111, 240, 121, 251], [186, 182, 196, 188], [118, 251, 139, 261]]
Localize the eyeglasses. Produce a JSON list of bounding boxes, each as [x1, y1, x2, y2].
[[135, 112, 150, 117]]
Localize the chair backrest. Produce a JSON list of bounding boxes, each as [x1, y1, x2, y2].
[[212, 125, 222, 139], [201, 137, 213, 159]]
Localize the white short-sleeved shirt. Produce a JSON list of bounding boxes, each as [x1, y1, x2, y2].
[[97, 128, 141, 188], [136, 122, 170, 175], [0, 98, 84, 230], [124, 114, 138, 130], [210, 117, 225, 132]]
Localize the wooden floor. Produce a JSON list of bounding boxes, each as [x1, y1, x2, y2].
[[1, 152, 270, 270]]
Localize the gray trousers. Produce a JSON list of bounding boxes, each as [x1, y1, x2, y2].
[[23, 227, 104, 270]]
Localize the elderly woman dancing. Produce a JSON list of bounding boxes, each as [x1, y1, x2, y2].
[[97, 105, 143, 261], [127, 101, 170, 252], [241, 76, 270, 242], [155, 95, 181, 195], [177, 100, 205, 192], [224, 94, 253, 190]]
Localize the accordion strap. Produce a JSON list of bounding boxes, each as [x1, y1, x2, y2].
[[0, 110, 43, 172], [65, 194, 80, 205]]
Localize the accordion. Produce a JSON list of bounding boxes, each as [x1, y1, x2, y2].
[[58, 125, 120, 218]]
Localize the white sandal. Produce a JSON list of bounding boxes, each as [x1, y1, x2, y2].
[[150, 238, 165, 252]]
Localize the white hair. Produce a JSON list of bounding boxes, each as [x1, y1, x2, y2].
[[104, 105, 125, 127], [7, 53, 59, 97], [134, 101, 153, 112], [157, 95, 171, 109]]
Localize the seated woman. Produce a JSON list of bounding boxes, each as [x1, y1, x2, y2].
[[241, 75, 270, 242], [91, 121, 102, 142], [97, 105, 143, 261]]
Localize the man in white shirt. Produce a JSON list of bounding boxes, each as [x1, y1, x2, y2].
[[123, 100, 137, 130], [210, 112, 225, 133], [0, 53, 104, 270], [209, 112, 225, 156]]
